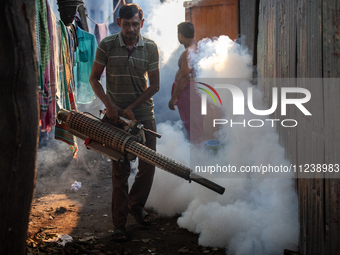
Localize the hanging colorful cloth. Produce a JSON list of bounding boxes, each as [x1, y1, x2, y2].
[[39, 0, 54, 134], [66, 24, 78, 71], [60, 20, 76, 112], [74, 27, 97, 104], [74, 11, 85, 30], [35, 0, 50, 92], [55, 20, 78, 158], [36, 0, 51, 135], [49, 5, 59, 128]]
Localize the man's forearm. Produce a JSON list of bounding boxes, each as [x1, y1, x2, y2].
[[127, 83, 159, 111], [90, 78, 114, 108], [127, 69, 160, 111]]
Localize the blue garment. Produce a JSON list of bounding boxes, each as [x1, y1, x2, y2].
[[74, 27, 97, 104], [74, 11, 85, 30]]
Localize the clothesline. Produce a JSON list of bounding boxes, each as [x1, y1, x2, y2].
[[86, 14, 98, 25], [86, 0, 122, 25]]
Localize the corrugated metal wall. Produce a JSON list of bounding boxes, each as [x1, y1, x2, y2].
[[256, 0, 340, 254]]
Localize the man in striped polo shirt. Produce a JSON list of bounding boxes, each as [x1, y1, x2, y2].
[[89, 3, 160, 242]]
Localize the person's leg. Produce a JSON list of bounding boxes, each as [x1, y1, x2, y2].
[[111, 160, 130, 228], [128, 119, 156, 210]]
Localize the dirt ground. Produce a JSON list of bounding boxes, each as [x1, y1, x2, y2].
[[26, 128, 226, 255]]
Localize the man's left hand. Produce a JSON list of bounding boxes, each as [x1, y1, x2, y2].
[[123, 108, 137, 122]]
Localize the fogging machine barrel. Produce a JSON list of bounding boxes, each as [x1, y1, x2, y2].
[[57, 109, 225, 195]]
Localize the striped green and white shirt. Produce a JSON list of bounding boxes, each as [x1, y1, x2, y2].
[[95, 32, 159, 121]]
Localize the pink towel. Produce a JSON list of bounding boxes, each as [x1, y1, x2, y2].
[[94, 23, 108, 44]]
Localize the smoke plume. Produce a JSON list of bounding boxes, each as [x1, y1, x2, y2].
[[144, 3, 299, 254]]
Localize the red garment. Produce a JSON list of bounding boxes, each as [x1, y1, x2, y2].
[[171, 80, 204, 144]]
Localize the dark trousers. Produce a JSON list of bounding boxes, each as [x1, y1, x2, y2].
[[111, 119, 156, 228]]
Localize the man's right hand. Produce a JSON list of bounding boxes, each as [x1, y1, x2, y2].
[[168, 96, 177, 110], [105, 102, 122, 125]]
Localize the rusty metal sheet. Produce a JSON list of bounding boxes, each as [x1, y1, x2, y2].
[[184, 0, 239, 42]]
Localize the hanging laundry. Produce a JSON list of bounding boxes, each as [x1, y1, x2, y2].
[[49, 7, 60, 128], [54, 16, 64, 112], [55, 20, 78, 158], [34, 0, 79, 157], [60, 21, 77, 111], [36, 0, 50, 93], [39, 0, 54, 135], [74, 27, 97, 104], [94, 23, 108, 44], [74, 11, 85, 30], [66, 24, 78, 72], [40, 64, 52, 133]]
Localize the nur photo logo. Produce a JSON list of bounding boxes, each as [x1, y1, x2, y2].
[[196, 79, 312, 128]]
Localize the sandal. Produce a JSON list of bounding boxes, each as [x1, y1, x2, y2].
[[112, 226, 128, 242], [128, 207, 152, 226]]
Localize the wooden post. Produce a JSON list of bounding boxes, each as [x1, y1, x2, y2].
[[0, 1, 39, 254]]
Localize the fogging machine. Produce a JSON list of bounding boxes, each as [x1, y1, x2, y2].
[[57, 109, 225, 195]]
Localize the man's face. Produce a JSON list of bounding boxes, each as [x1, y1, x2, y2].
[[117, 13, 144, 43]]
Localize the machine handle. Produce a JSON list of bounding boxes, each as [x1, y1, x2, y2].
[[143, 128, 162, 139], [119, 116, 162, 139]]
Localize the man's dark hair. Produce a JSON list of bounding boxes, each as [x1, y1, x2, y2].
[[119, 4, 143, 20], [177, 22, 194, 38]]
